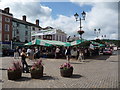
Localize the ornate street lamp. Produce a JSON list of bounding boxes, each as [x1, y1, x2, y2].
[[102, 35, 106, 40], [94, 28, 101, 40], [74, 11, 86, 40]]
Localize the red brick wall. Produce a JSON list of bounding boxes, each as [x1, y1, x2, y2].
[[2, 15, 12, 41]]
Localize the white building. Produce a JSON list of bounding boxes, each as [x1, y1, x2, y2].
[[31, 26, 67, 42]]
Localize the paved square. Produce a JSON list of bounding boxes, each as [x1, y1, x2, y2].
[[0, 51, 118, 88]]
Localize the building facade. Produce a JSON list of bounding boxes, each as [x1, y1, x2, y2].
[[31, 26, 67, 42], [1, 7, 13, 42], [0, 7, 13, 49], [12, 16, 31, 43]]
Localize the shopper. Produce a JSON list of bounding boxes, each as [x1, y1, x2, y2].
[[65, 47, 71, 63], [21, 48, 29, 73]]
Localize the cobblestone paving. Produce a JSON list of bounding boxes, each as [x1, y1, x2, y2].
[[0, 51, 118, 88]]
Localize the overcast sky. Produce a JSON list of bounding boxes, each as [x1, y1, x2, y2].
[[0, 0, 119, 40]]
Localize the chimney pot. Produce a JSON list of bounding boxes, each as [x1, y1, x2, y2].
[[36, 19, 39, 26], [23, 15, 26, 21], [4, 7, 9, 13]]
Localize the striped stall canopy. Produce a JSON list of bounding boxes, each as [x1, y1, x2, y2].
[[24, 39, 71, 47], [70, 39, 88, 46], [24, 39, 52, 46]]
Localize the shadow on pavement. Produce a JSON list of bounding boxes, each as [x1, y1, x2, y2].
[[87, 55, 111, 60], [0, 68, 7, 71], [63, 74, 83, 79], [97, 55, 111, 60], [71, 74, 83, 79], [0, 80, 4, 83], [14, 77, 31, 82], [40, 75, 58, 80], [70, 62, 82, 64]]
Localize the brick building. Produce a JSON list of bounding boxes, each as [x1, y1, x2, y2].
[[0, 7, 13, 49]]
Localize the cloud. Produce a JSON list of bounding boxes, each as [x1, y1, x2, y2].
[[0, 0, 52, 24], [84, 2, 118, 40]]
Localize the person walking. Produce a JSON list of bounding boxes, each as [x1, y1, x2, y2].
[[21, 48, 29, 73], [55, 47, 60, 59], [78, 49, 84, 62], [14, 46, 19, 59], [65, 47, 71, 63], [27, 47, 31, 59]]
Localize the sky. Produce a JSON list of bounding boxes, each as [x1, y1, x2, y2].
[[0, 0, 119, 40]]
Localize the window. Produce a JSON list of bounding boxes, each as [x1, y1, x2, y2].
[[52, 34, 55, 40], [25, 31, 28, 35], [25, 25, 28, 29], [16, 29, 19, 34], [4, 34, 9, 41], [43, 35, 46, 38], [56, 35, 58, 41], [32, 36, 35, 40], [17, 23, 19, 27], [59, 36, 61, 41], [16, 36, 19, 40], [5, 24, 9, 31], [38, 36, 41, 39], [5, 17, 10, 22], [32, 27, 35, 31], [49, 36, 52, 39], [47, 36, 49, 39]]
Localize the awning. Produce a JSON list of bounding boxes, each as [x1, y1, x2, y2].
[[70, 39, 88, 46], [24, 39, 71, 47]]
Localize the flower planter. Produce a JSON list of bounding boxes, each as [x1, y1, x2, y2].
[[7, 70, 22, 80], [30, 66, 44, 79], [60, 67, 73, 77]]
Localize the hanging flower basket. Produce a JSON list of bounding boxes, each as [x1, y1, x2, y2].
[[60, 63, 73, 77], [30, 59, 44, 79], [78, 30, 84, 35], [7, 61, 22, 80]]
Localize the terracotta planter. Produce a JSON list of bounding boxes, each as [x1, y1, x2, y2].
[[30, 66, 44, 79], [60, 67, 73, 77], [7, 70, 22, 80]]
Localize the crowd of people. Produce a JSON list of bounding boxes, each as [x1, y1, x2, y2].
[[13, 46, 101, 73]]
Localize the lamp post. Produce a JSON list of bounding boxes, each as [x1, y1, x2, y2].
[[74, 11, 86, 40], [102, 35, 106, 40], [94, 28, 101, 40]]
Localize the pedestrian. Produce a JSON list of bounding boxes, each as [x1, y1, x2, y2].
[[14, 46, 19, 59], [65, 47, 71, 63], [78, 49, 84, 62], [18, 48, 22, 56], [55, 46, 60, 59], [20, 48, 29, 73], [27, 47, 31, 59], [76, 47, 80, 60], [29, 48, 34, 60]]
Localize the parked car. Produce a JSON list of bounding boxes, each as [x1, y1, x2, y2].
[[2, 49, 15, 56], [103, 49, 112, 55]]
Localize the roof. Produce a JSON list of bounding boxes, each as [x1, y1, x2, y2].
[[12, 18, 42, 29], [1, 10, 13, 16]]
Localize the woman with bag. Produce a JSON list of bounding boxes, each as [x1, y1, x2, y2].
[[21, 48, 29, 73]]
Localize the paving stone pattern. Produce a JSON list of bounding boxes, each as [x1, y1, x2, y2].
[[0, 52, 118, 88]]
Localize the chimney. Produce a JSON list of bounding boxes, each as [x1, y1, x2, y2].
[[36, 19, 39, 26], [22, 15, 26, 21], [4, 7, 9, 13]]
